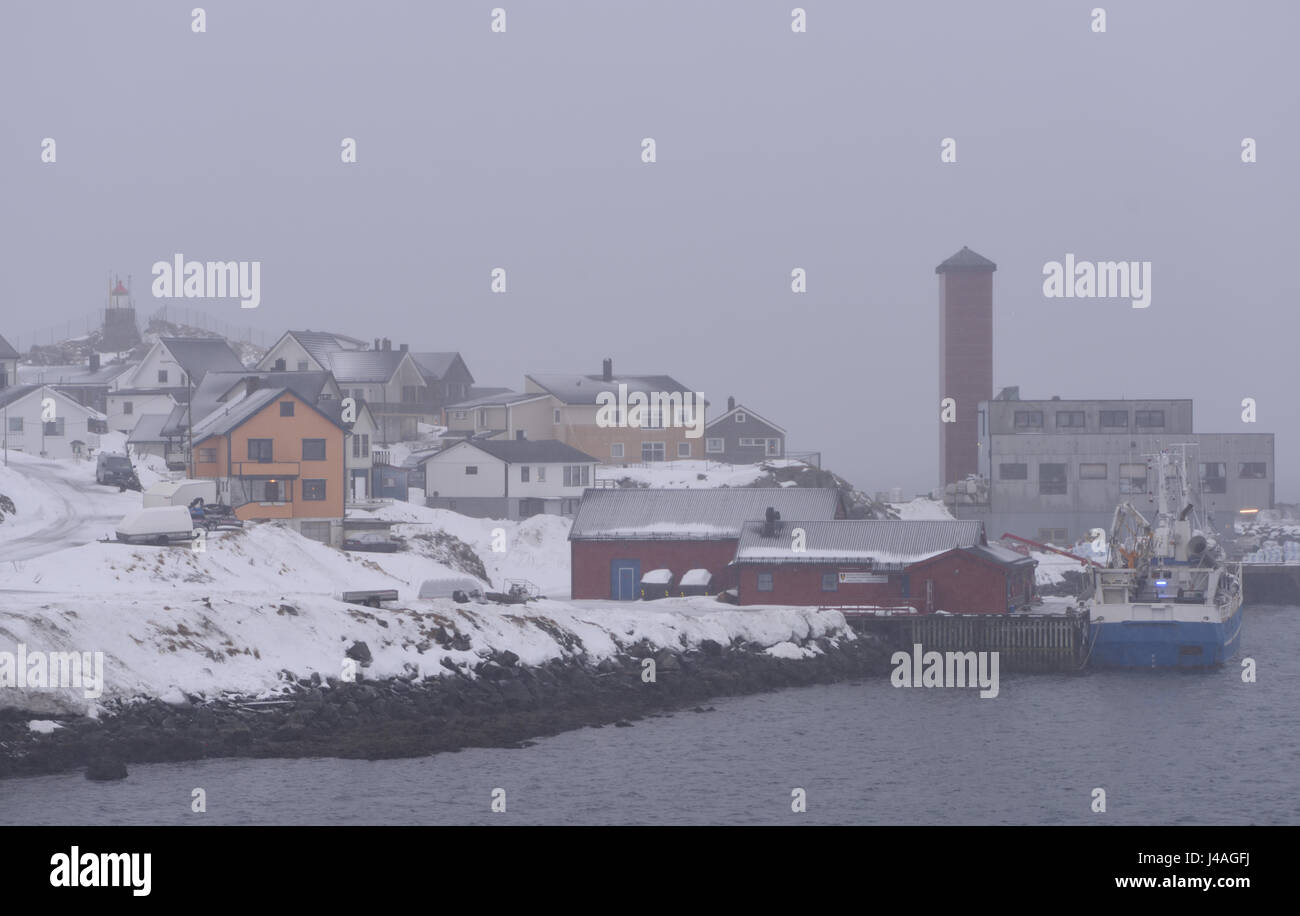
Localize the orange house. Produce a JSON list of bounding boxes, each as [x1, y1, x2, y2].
[[190, 387, 346, 539]]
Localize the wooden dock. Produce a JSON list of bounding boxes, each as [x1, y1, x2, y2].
[[843, 610, 1091, 673]]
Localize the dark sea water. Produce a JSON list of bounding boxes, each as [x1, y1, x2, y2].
[[3, 605, 1296, 826]]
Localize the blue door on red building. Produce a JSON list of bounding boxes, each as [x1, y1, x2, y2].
[[611, 559, 641, 600]]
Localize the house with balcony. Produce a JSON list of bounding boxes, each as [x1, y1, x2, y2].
[[190, 386, 347, 544], [524, 358, 705, 464]]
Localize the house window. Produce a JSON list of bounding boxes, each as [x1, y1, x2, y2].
[[900, 574, 910, 598], [677, 442, 691, 458], [7, 417, 21, 433], [280, 401, 295, 417], [465, 465, 478, 475], [123, 402, 133, 415], [352, 433, 369, 458], [706, 438, 723, 453], [1200, 462, 1227, 494], [1056, 410, 1085, 429], [1099, 410, 1128, 428], [611, 443, 624, 459], [735, 412, 747, 423], [273, 359, 286, 371], [756, 571, 773, 592], [248, 439, 274, 462], [563, 465, 591, 487], [402, 386, 420, 403], [1135, 410, 1165, 428], [642, 442, 666, 462], [302, 438, 326, 461], [766, 439, 780, 456], [1039, 463, 1067, 495], [821, 573, 838, 592], [88, 418, 108, 434], [553, 408, 561, 424], [43, 418, 65, 437], [1119, 463, 1148, 494], [1079, 463, 1108, 480], [1014, 410, 1043, 430], [739, 438, 761, 447], [452, 410, 466, 420], [198, 448, 217, 463], [521, 466, 530, 482], [302, 479, 326, 501], [999, 462, 1028, 480], [297, 360, 308, 371], [1239, 462, 1267, 479], [257, 479, 288, 502], [157, 370, 168, 383], [537, 466, 546, 482]]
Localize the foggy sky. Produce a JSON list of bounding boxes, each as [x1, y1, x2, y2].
[[3, 1, 1297, 498]]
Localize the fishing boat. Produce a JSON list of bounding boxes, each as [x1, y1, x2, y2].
[[1084, 444, 1244, 668]]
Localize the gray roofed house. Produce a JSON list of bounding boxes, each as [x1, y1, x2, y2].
[[526, 371, 694, 405], [457, 439, 598, 465], [733, 519, 987, 569], [421, 438, 601, 520], [127, 413, 172, 451], [446, 389, 551, 410], [158, 337, 246, 380], [0, 335, 19, 359], [325, 349, 409, 384], [189, 387, 284, 443], [569, 487, 847, 541]]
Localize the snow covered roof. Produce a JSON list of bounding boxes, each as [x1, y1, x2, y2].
[[283, 330, 366, 367], [733, 520, 986, 567], [190, 387, 282, 442], [326, 349, 408, 383], [127, 413, 171, 444], [569, 487, 845, 541], [433, 439, 598, 466], [410, 352, 471, 383], [526, 372, 695, 405], [680, 568, 712, 586], [641, 568, 673, 584], [445, 389, 550, 410]]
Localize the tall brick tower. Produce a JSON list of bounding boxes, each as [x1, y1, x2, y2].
[[936, 246, 996, 488]]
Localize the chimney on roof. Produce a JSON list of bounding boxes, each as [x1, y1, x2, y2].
[[383, 338, 392, 352], [399, 343, 408, 353], [89, 353, 100, 372], [727, 395, 735, 412], [762, 507, 782, 538], [602, 357, 612, 381]]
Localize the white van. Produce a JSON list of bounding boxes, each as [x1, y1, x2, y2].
[[142, 479, 218, 509], [115, 506, 196, 545]]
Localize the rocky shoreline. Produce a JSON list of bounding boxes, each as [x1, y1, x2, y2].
[[0, 632, 889, 781]]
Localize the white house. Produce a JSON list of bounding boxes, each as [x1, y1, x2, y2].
[[421, 439, 599, 519], [0, 385, 107, 459], [107, 337, 245, 434]]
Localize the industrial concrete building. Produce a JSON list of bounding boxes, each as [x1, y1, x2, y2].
[[937, 246, 996, 488], [963, 389, 1274, 543]]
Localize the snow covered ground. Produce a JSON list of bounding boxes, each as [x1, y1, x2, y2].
[[886, 497, 954, 520], [596, 459, 807, 489]]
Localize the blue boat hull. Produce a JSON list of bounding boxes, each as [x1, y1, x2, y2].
[[1088, 603, 1244, 669]]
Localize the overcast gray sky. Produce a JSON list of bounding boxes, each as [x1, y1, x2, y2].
[[3, 1, 1297, 498]]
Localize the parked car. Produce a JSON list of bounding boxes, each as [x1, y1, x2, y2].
[[343, 532, 401, 553], [96, 452, 141, 490], [115, 506, 195, 545]]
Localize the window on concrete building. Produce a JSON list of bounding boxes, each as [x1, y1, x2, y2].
[[641, 442, 666, 462], [302, 438, 326, 460], [821, 573, 838, 592], [1119, 463, 1148, 494], [1079, 463, 1108, 479], [611, 443, 624, 459], [999, 462, 1028, 480], [757, 571, 773, 591], [521, 466, 530, 482], [1014, 410, 1043, 430], [677, 442, 691, 458], [303, 479, 327, 501], [1200, 462, 1227, 494], [706, 438, 723, 453], [1039, 463, 1067, 495], [1056, 410, 1085, 428], [1099, 410, 1129, 428], [1239, 462, 1267, 479], [1037, 528, 1068, 546], [1135, 410, 1165, 428]]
